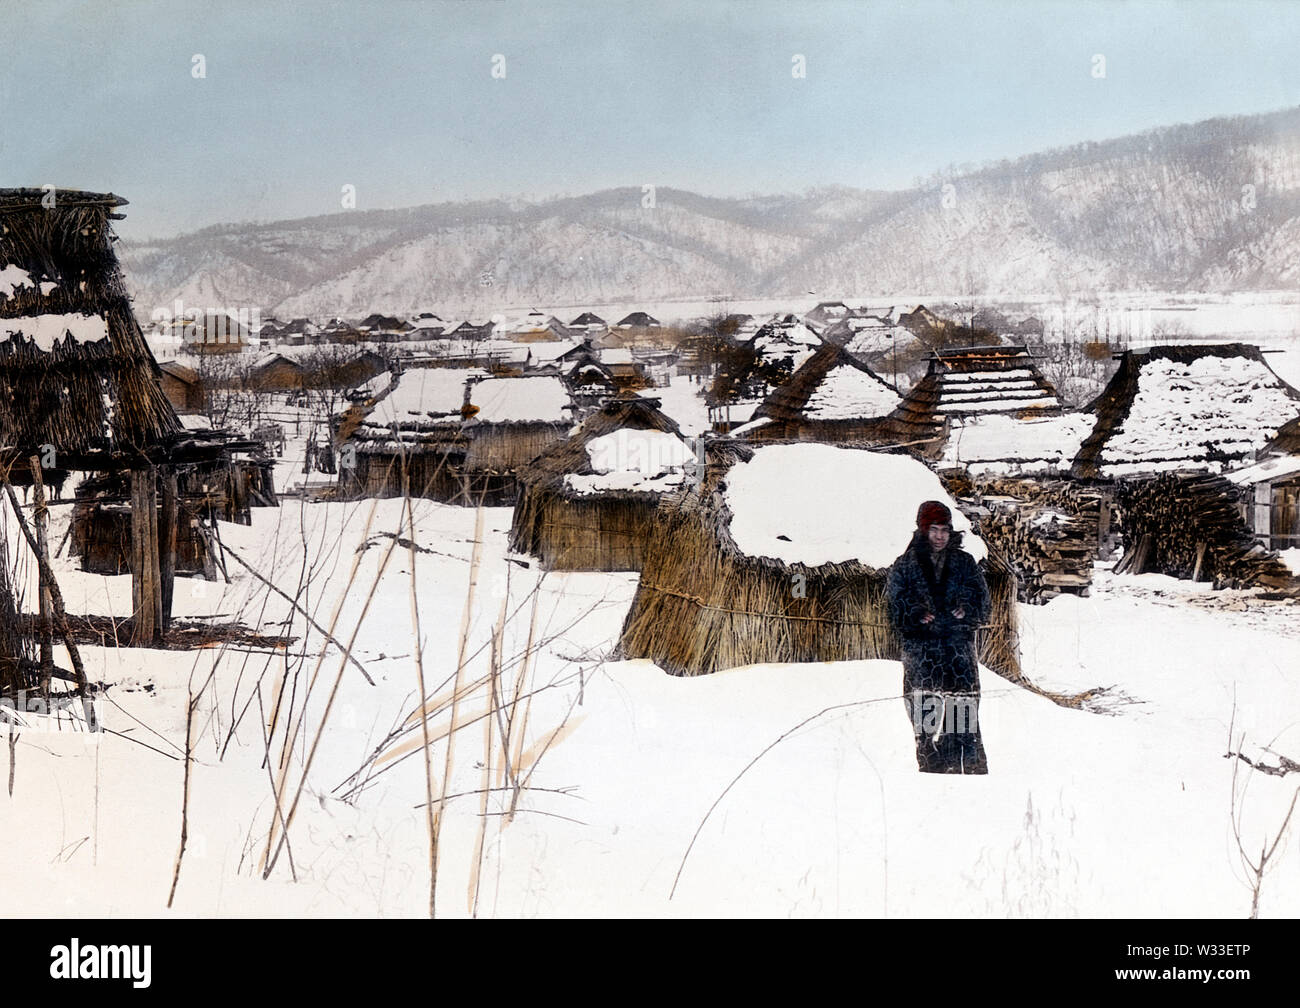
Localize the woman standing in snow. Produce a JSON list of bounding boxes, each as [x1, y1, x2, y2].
[[886, 501, 991, 774]]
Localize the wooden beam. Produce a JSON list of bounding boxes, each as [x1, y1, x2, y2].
[[28, 459, 53, 693], [159, 468, 178, 628], [130, 469, 159, 645]]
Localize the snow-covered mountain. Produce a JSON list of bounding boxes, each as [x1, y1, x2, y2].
[[119, 107, 1300, 317]]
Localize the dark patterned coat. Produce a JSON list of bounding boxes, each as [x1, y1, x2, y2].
[[885, 530, 991, 693], [886, 530, 992, 773]]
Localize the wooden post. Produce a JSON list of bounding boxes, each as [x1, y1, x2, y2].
[[149, 470, 163, 643], [28, 459, 53, 693], [159, 468, 178, 629], [130, 468, 161, 645], [1098, 493, 1113, 553]]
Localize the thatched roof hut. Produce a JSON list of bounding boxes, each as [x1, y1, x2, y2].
[[884, 346, 1062, 458], [461, 375, 574, 473], [0, 188, 181, 474], [617, 443, 1020, 679], [1071, 343, 1300, 480], [337, 367, 484, 500], [0, 187, 237, 660], [509, 395, 696, 570], [738, 341, 902, 443], [706, 315, 823, 432], [338, 371, 573, 504]]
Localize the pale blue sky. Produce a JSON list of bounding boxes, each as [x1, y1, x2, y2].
[[3, 0, 1298, 238]]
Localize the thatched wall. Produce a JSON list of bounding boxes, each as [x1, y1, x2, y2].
[[509, 396, 686, 571], [462, 422, 567, 472], [348, 449, 501, 504], [744, 418, 897, 444], [512, 494, 661, 571], [616, 447, 1021, 679]]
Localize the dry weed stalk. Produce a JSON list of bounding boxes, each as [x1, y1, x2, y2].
[[261, 497, 380, 876], [1227, 708, 1300, 918]]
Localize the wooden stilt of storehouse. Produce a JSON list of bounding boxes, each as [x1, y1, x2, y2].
[[131, 468, 163, 645], [159, 469, 178, 628]]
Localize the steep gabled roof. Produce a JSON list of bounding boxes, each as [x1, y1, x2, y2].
[[617, 311, 661, 327], [570, 311, 606, 327], [754, 342, 900, 426], [705, 316, 824, 408], [515, 395, 687, 501], [0, 187, 181, 464], [880, 346, 1062, 456], [1072, 343, 1300, 479]]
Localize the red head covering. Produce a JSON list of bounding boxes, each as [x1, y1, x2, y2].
[[916, 500, 952, 533]]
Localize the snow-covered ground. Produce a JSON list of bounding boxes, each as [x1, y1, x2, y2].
[[1, 443, 1297, 918]]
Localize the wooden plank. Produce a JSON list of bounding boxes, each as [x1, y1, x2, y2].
[[130, 469, 157, 645], [159, 468, 178, 628], [149, 470, 162, 643], [1191, 541, 1208, 582], [1040, 572, 1093, 587]]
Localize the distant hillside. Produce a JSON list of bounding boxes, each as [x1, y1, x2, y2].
[[119, 107, 1300, 316]]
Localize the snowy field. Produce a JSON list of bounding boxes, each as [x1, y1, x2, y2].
[[1, 432, 1296, 920]]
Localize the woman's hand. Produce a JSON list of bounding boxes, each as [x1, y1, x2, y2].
[[921, 612, 935, 624], [952, 606, 965, 620]]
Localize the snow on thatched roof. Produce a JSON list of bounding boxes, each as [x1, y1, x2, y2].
[[940, 413, 1096, 476], [1072, 344, 1300, 479], [565, 427, 695, 495], [508, 396, 690, 570], [515, 395, 685, 497], [723, 443, 986, 568], [755, 342, 900, 426], [884, 346, 1061, 456], [466, 376, 571, 424], [0, 187, 181, 463], [839, 318, 916, 357], [337, 367, 485, 452], [617, 441, 1019, 679], [752, 316, 821, 359], [372, 368, 485, 425], [1225, 453, 1300, 487]]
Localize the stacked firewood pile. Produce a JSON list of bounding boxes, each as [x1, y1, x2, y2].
[[1115, 472, 1296, 590], [945, 476, 1108, 604]]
